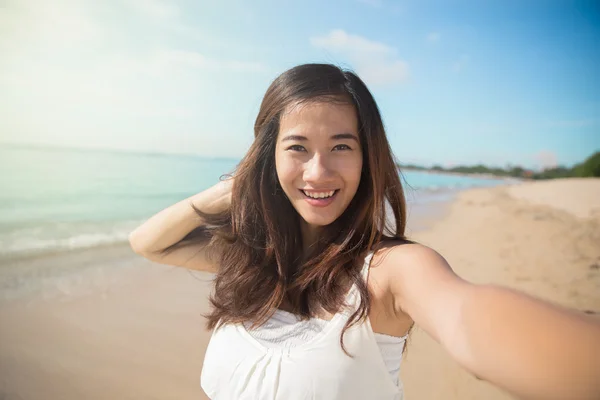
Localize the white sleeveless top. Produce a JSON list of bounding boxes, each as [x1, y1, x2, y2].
[[241, 309, 407, 387], [201, 253, 406, 399]]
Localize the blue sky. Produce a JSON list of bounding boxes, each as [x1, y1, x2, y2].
[[0, 0, 598, 169]]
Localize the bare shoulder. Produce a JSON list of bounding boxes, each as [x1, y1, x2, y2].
[[371, 240, 471, 339], [372, 240, 454, 279]]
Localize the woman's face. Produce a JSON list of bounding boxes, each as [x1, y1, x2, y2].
[[275, 101, 363, 228]]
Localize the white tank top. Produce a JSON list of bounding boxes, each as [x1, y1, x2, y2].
[[241, 309, 407, 386], [201, 252, 406, 399]]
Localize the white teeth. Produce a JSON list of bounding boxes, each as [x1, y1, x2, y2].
[[303, 190, 335, 199]]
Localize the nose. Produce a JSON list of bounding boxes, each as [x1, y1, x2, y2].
[[303, 153, 334, 183]]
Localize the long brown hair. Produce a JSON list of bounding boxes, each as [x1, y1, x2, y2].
[[176, 63, 408, 352]]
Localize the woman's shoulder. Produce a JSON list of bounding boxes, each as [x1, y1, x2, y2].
[[367, 239, 430, 330], [366, 239, 424, 294], [370, 239, 453, 288], [369, 239, 460, 329], [372, 239, 441, 267]]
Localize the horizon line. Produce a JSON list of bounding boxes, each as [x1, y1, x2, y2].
[[0, 141, 243, 163]]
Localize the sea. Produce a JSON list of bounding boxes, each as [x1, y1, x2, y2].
[[0, 144, 506, 260]]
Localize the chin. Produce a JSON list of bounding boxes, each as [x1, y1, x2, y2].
[[304, 219, 334, 227], [298, 211, 340, 227]]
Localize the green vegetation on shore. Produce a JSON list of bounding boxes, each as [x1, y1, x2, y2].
[[400, 151, 600, 180]]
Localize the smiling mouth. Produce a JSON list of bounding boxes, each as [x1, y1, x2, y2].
[[300, 189, 339, 199]]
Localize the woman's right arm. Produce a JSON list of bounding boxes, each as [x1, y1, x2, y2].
[[128, 179, 232, 272]]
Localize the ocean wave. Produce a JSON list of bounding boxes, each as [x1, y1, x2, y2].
[[0, 222, 141, 259]]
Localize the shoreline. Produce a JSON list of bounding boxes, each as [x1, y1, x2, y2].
[[0, 185, 459, 267], [0, 241, 133, 266], [0, 243, 142, 303], [400, 166, 523, 181], [0, 204, 452, 304], [0, 171, 500, 263]]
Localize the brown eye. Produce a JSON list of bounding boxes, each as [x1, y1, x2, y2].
[[332, 144, 352, 151], [287, 145, 307, 152]]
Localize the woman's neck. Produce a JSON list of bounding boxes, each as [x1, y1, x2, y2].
[[300, 222, 321, 255]]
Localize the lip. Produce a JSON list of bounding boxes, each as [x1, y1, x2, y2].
[[299, 189, 339, 208]]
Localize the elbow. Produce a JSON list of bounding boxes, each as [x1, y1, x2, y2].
[[128, 229, 151, 257]]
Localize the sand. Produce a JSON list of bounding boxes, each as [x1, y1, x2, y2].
[[508, 178, 600, 219], [1, 178, 599, 400], [401, 178, 600, 400]]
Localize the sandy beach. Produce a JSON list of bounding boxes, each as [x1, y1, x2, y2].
[[1, 178, 599, 399], [401, 178, 600, 399]]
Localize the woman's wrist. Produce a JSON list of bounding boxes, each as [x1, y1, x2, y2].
[[191, 180, 232, 215]]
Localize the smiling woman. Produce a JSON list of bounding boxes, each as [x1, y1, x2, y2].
[[276, 102, 363, 230], [128, 63, 600, 400]]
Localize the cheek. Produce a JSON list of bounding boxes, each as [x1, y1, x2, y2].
[[275, 155, 299, 189], [337, 157, 363, 187]]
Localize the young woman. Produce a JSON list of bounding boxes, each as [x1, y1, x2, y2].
[[129, 63, 600, 400]]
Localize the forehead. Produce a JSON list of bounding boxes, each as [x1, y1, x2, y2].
[[278, 101, 358, 139]]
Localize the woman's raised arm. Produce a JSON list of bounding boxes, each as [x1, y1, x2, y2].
[[128, 179, 232, 272], [383, 243, 600, 400]]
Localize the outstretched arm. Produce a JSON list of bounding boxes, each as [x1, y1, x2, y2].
[[384, 243, 600, 400]]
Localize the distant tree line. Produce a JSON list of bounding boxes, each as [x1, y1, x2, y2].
[[399, 151, 600, 180], [532, 151, 600, 179]]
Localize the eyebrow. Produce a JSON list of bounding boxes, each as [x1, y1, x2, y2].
[[331, 133, 359, 142], [281, 133, 359, 142]]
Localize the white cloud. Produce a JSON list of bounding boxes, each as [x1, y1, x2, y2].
[[311, 29, 394, 56], [452, 54, 470, 73], [310, 29, 409, 86], [426, 32, 440, 43]]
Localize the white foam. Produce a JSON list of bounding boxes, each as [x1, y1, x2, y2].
[[0, 220, 143, 257]]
